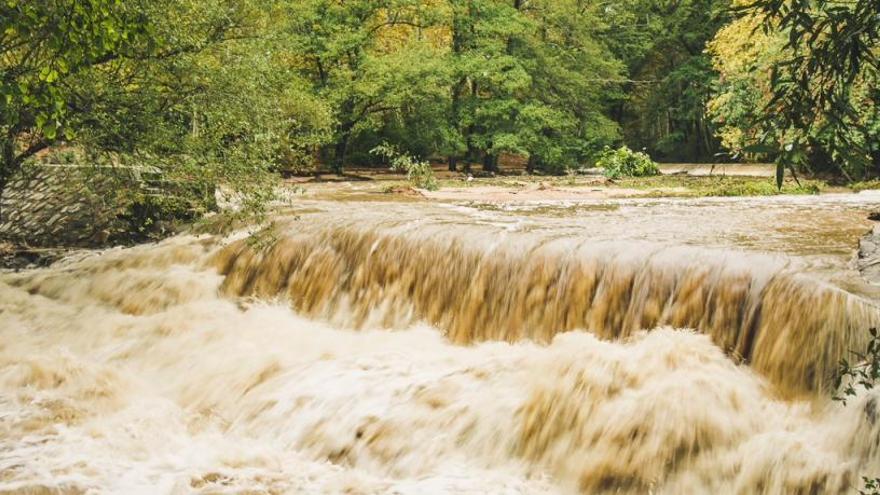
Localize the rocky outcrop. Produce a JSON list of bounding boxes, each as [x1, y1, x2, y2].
[[0, 164, 158, 248], [860, 214, 880, 286]]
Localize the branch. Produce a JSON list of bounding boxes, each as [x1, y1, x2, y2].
[[14, 138, 50, 167]]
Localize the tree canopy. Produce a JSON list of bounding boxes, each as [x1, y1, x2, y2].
[[711, 0, 880, 181]]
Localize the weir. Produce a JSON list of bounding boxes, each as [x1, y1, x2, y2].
[[3, 215, 880, 493], [214, 218, 880, 397]]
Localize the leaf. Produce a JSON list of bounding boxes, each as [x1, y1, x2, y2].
[[43, 122, 57, 140], [742, 143, 777, 154]]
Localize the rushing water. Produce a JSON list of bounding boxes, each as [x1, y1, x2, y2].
[[2, 194, 880, 494]]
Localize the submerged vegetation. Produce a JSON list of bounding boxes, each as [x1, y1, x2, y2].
[[596, 146, 660, 179], [852, 180, 880, 193], [836, 328, 880, 494], [616, 175, 824, 197], [371, 143, 439, 191], [835, 328, 880, 406]]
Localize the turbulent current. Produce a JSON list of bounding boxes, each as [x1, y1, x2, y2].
[[3, 196, 880, 494]]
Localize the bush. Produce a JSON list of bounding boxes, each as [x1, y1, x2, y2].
[[595, 146, 660, 179], [833, 327, 880, 495], [370, 143, 438, 191]]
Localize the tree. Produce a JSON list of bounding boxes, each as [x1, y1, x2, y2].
[[0, 0, 151, 218], [286, 0, 450, 174], [741, 0, 880, 181], [707, 9, 787, 159], [95, 0, 332, 206], [445, 0, 622, 174], [605, 0, 730, 162], [520, 0, 623, 171], [1, 0, 317, 223]]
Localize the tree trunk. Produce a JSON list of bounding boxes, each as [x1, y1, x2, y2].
[[0, 137, 15, 224], [483, 152, 498, 173], [806, 138, 835, 175], [449, 76, 468, 175], [461, 78, 479, 176], [0, 175, 7, 224], [333, 133, 349, 175], [526, 156, 537, 174], [449, 2, 470, 179], [871, 148, 880, 179]]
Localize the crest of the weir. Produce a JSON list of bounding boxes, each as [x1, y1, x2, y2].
[[213, 220, 880, 397]]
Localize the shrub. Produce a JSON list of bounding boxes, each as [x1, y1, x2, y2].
[[595, 146, 660, 179], [834, 327, 880, 495], [370, 143, 438, 191]]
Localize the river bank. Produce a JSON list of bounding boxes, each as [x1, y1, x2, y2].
[[3, 167, 879, 271]]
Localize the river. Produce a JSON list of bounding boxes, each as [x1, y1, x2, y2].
[[2, 192, 880, 493]]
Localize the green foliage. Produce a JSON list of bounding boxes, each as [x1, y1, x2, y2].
[[832, 326, 880, 494], [371, 143, 437, 191], [282, 0, 624, 175], [703, 177, 820, 197], [615, 175, 823, 197], [596, 146, 660, 179], [285, 0, 451, 173], [0, 0, 150, 183], [862, 477, 880, 495], [834, 328, 880, 406], [0, 0, 308, 228], [605, 0, 729, 162], [98, 0, 306, 202], [852, 180, 880, 193], [730, 0, 880, 181], [455, 0, 624, 173]]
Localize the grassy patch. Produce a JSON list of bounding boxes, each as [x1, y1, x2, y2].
[[850, 180, 880, 192], [434, 177, 534, 189], [615, 175, 824, 197], [701, 178, 822, 196]]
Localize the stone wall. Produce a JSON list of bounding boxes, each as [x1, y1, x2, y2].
[[0, 164, 157, 248], [860, 217, 880, 286]]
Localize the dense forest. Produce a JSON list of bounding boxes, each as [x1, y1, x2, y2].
[[1, 0, 879, 206]]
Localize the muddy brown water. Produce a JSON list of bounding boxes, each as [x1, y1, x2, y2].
[[2, 192, 880, 493]]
